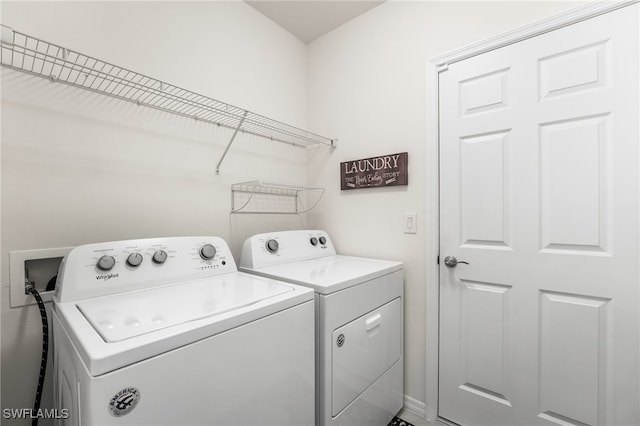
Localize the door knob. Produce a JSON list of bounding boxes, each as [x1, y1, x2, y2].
[[444, 256, 469, 268]]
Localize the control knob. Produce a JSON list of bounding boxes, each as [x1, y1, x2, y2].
[[265, 239, 279, 253], [126, 252, 143, 267], [319, 236, 327, 245], [152, 250, 168, 264], [310, 237, 318, 246], [96, 255, 116, 271], [200, 244, 217, 260]]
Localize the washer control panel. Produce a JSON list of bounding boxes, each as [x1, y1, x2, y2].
[[56, 236, 236, 303], [240, 230, 336, 269]]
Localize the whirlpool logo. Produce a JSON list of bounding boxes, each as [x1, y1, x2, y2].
[[96, 273, 119, 281]]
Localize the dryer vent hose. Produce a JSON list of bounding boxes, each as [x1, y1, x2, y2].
[[25, 286, 49, 426]]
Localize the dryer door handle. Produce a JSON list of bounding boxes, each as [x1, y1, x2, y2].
[[365, 313, 382, 332]]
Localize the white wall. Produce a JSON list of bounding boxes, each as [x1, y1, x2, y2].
[[306, 0, 582, 412], [0, 1, 314, 418]]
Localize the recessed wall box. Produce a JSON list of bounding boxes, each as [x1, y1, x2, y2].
[[10, 247, 73, 307]]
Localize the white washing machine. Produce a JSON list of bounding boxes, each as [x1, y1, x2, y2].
[[52, 236, 315, 426], [239, 230, 403, 426]]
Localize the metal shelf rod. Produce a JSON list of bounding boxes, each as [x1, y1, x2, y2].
[[216, 111, 248, 175]]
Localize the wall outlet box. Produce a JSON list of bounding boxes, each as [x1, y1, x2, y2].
[[10, 247, 73, 307]]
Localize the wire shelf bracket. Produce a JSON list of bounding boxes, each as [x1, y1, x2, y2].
[[216, 111, 248, 175], [0, 25, 337, 174], [231, 181, 325, 215]]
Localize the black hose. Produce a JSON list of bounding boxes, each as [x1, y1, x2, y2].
[[45, 275, 57, 292], [25, 286, 49, 426]]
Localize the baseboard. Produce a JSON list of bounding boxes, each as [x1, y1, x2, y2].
[[402, 395, 426, 418]]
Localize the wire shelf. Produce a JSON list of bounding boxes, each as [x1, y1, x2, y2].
[[231, 181, 325, 214], [0, 25, 336, 169]]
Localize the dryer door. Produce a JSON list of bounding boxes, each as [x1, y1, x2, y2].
[[331, 297, 402, 416]]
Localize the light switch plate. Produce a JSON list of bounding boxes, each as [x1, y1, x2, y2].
[[404, 212, 417, 234]]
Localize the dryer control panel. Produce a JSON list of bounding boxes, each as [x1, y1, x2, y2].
[[56, 236, 237, 303], [240, 230, 337, 270]]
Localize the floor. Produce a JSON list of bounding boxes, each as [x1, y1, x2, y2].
[[396, 409, 426, 426], [396, 408, 442, 426]]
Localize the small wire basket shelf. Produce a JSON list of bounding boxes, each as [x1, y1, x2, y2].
[[231, 181, 325, 214]]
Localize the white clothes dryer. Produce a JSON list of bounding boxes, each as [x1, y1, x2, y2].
[[239, 230, 403, 426], [52, 236, 315, 426]]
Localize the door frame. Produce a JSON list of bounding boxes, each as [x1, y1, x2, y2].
[[424, 1, 638, 422]]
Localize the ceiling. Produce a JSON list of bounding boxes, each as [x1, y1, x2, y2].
[[245, 1, 386, 44]]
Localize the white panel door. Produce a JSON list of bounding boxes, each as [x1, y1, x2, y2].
[[439, 5, 639, 426]]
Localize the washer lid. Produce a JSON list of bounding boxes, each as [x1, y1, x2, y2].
[[77, 274, 293, 342], [55, 272, 313, 376], [240, 255, 402, 295]]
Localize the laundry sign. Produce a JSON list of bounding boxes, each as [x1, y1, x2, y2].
[[340, 152, 408, 190]]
